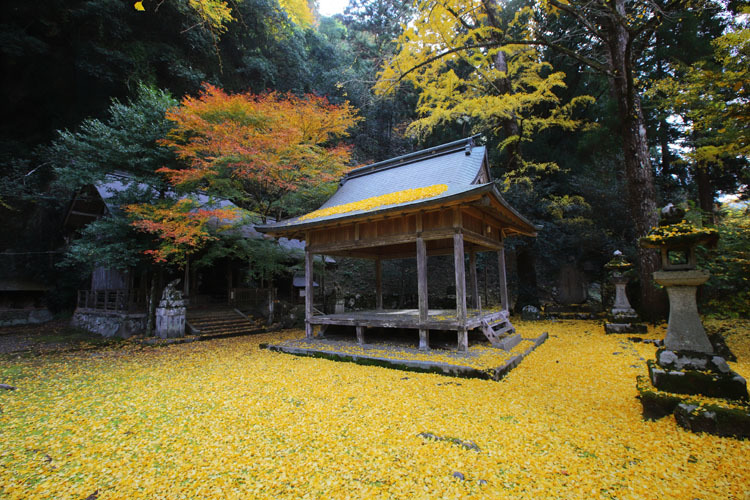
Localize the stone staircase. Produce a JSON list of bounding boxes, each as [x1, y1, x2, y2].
[[480, 310, 522, 351], [186, 309, 262, 338]]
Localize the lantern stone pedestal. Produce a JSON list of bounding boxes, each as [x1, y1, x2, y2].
[[636, 205, 748, 438], [605, 274, 647, 334], [653, 270, 712, 353]]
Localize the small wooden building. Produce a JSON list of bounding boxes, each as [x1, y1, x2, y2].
[[257, 137, 536, 350]]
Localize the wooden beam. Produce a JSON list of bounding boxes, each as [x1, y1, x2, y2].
[[454, 231, 468, 351], [417, 236, 429, 350], [307, 228, 455, 254], [375, 258, 383, 310], [469, 251, 479, 309], [305, 245, 314, 338], [462, 229, 503, 251], [498, 241, 509, 312], [356, 326, 365, 345]]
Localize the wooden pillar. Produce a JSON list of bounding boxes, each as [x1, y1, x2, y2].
[[375, 258, 383, 310], [320, 255, 325, 314], [417, 236, 429, 350], [356, 326, 365, 345], [305, 247, 314, 338], [498, 240, 509, 311], [469, 251, 479, 310], [454, 231, 468, 351]]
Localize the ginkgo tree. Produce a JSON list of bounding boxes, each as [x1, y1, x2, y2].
[[651, 16, 749, 213], [157, 84, 360, 222], [375, 1, 592, 183]]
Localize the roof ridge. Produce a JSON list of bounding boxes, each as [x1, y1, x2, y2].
[[343, 135, 482, 183]]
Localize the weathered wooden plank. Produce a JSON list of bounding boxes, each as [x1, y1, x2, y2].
[[417, 236, 428, 324], [305, 245, 314, 338], [454, 231, 467, 327], [462, 229, 503, 250], [307, 228, 455, 254], [498, 242, 509, 311], [375, 259, 383, 310], [469, 251, 479, 309], [419, 329, 430, 350], [356, 326, 365, 344]]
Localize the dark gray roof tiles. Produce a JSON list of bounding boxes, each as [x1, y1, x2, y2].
[[320, 145, 485, 209], [257, 138, 492, 232]]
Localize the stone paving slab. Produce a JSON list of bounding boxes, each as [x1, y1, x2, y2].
[[263, 332, 548, 381]]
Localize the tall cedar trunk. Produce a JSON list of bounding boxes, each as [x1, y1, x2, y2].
[[607, 1, 664, 319], [695, 165, 715, 224], [515, 242, 539, 309]]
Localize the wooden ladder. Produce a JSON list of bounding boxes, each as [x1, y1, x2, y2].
[[481, 311, 521, 350]]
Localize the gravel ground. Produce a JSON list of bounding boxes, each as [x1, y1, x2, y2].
[[0, 320, 78, 355]]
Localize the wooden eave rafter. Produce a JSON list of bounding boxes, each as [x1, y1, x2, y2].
[[263, 185, 535, 239]]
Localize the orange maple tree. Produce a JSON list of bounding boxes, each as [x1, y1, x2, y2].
[[125, 198, 238, 266], [157, 84, 360, 222]]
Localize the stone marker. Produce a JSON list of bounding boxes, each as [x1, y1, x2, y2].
[[155, 279, 187, 338]]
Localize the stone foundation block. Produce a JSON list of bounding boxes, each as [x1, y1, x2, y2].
[[497, 333, 522, 351], [648, 360, 748, 401], [605, 322, 648, 334], [674, 403, 750, 439]]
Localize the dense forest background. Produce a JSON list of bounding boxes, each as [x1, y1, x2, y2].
[[0, 0, 747, 319]]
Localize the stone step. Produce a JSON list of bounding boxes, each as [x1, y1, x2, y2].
[[186, 309, 258, 336], [188, 317, 250, 327]]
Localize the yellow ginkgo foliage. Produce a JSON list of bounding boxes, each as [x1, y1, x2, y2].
[[278, 0, 314, 26]]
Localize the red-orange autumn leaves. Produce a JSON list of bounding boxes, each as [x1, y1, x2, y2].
[[126, 84, 359, 265], [158, 84, 359, 196]]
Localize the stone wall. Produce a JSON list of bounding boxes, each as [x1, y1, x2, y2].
[[71, 311, 146, 338], [0, 308, 54, 327]]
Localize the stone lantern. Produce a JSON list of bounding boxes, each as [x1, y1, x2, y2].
[[636, 204, 747, 435], [604, 251, 646, 334], [640, 204, 719, 352]]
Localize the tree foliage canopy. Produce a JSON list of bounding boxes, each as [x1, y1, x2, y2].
[[157, 84, 361, 220]]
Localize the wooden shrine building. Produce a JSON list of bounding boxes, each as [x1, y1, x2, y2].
[[257, 137, 536, 350]]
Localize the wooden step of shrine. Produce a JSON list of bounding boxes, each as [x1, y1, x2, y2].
[[480, 311, 521, 351]]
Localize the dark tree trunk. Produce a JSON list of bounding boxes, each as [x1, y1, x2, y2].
[[695, 166, 715, 224], [515, 242, 539, 309], [606, 1, 664, 319]]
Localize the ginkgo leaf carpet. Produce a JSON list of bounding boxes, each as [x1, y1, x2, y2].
[[1, 320, 748, 499]]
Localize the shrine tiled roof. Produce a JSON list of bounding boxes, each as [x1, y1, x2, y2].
[[256, 137, 536, 234]]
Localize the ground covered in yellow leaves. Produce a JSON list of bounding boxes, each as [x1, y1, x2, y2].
[[1, 320, 749, 499]]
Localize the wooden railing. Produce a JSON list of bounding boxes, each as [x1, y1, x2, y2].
[[76, 289, 146, 313], [229, 288, 276, 307]]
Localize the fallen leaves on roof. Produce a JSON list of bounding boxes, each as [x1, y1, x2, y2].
[[298, 184, 448, 221]]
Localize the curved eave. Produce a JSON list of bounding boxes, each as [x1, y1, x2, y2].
[[256, 183, 537, 240]]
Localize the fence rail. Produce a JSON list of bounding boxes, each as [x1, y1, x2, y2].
[[76, 289, 146, 313]]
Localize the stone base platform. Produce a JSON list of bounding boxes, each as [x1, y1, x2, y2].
[[636, 375, 750, 439], [637, 347, 749, 439], [262, 332, 548, 381], [605, 322, 648, 334]]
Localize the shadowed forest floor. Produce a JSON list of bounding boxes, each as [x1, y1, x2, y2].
[[1, 319, 749, 499]]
